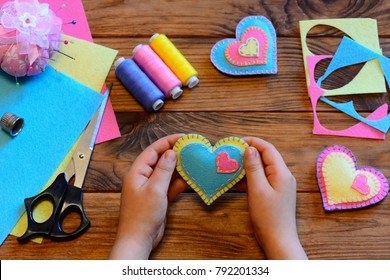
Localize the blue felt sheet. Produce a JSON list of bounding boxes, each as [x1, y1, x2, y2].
[[0, 66, 103, 245]]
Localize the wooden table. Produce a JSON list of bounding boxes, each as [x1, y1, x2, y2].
[[2, 0, 390, 260]]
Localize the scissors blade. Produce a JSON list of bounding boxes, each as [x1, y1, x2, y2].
[[69, 81, 113, 188]]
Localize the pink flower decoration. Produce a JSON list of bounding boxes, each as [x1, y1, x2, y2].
[[0, 0, 62, 77]]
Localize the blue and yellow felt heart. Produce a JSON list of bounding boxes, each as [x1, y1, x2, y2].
[[173, 134, 248, 205], [210, 16, 277, 75]]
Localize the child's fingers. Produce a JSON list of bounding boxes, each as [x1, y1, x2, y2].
[[147, 149, 177, 195], [129, 134, 184, 187], [244, 146, 271, 193], [134, 134, 184, 169], [244, 137, 290, 177], [168, 178, 188, 202]]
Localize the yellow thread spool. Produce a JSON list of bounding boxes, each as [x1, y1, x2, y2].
[[149, 33, 199, 88]]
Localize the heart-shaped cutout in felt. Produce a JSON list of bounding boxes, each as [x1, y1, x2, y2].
[[173, 134, 248, 205], [316, 145, 389, 211], [210, 16, 277, 75]]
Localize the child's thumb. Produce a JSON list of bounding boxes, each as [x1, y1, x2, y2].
[[148, 149, 177, 193], [244, 147, 270, 193]]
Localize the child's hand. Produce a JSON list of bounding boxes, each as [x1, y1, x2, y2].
[[109, 134, 187, 259], [243, 137, 307, 260]]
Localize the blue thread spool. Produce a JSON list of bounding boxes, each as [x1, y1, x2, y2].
[[115, 57, 165, 111]]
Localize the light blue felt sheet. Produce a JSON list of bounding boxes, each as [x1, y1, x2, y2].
[[318, 36, 390, 133], [0, 66, 103, 245], [318, 36, 390, 88]]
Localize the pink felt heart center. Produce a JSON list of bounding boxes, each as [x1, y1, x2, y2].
[[351, 173, 370, 195], [224, 27, 268, 66], [216, 152, 239, 173]]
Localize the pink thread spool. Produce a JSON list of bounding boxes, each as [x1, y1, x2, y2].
[[132, 44, 183, 99]]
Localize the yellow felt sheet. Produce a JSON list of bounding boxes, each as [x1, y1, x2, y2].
[[299, 18, 386, 96], [49, 35, 118, 92], [10, 36, 118, 242]]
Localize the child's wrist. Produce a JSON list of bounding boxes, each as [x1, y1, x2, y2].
[[110, 233, 153, 259], [260, 231, 306, 260]]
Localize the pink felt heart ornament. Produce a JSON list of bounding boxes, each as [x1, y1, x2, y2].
[[210, 16, 277, 75], [316, 145, 389, 211], [224, 26, 268, 66]]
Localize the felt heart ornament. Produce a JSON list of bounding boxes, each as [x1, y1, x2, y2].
[[316, 145, 389, 211], [225, 27, 267, 66], [173, 134, 248, 205], [210, 16, 277, 75]]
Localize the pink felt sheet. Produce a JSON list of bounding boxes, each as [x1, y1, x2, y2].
[[307, 55, 386, 140], [43, 0, 120, 144]]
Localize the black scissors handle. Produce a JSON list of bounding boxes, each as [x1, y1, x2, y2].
[[18, 173, 90, 242]]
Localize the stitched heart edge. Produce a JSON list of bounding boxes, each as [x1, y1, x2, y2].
[[173, 134, 248, 205], [224, 26, 268, 66], [316, 144, 389, 211], [210, 15, 277, 75]]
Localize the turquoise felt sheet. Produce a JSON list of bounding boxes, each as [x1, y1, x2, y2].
[[318, 36, 390, 133], [0, 66, 103, 245]]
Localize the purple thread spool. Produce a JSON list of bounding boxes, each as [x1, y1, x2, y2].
[[115, 57, 165, 112], [133, 44, 183, 99]]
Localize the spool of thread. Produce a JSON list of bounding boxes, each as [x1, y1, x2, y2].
[[149, 33, 199, 88], [133, 44, 183, 99], [115, 57, 165, 112]]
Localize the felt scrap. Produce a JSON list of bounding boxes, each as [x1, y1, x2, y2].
[[320, 96, 390, 133], [210, 16, 277, 75], [314, 36, 390, 133], [40, 0, 93, 42], [44, 0, 120, 144], [318, 36, 390, 90], [0, 0, 121, 144], [48, 34, 118, 95], [316, 144, 389, 211], [174, 134, 248, 205], [10, 1, 120, 243], [299, 18, 386, 96], [0, 66, 104, 245], [307, 55, 386, 139]]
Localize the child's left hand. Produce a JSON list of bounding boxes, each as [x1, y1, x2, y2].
[[109, 134, 187, 259]]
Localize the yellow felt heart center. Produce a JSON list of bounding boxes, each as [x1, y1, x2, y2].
[[238, 37, 259, 57], [322, 152, 381, 205]]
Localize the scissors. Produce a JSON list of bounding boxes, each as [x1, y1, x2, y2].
[[18, 82, 113, 242]]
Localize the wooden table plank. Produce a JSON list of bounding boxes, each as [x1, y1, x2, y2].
[[3, 0, 390, 260], [83, 0, 390, 37], [85, 112, 390, 194], [94, 37, 390, 112], [1, 193, 389, 260]]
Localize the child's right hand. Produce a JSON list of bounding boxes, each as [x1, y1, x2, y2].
[[243, 137, 308, 260]]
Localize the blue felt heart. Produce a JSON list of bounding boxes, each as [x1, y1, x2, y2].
[[173, 134, 248, 205], [210, 16, 277, 75]]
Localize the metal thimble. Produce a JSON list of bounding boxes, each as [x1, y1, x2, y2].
[[1, 112, 24, 136]]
